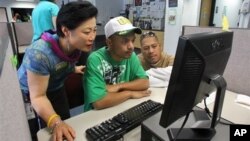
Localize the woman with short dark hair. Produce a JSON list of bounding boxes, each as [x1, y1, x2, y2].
[[18, 1, 98, 141]]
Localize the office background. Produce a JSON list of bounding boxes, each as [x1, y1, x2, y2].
[[0, 0, 245, 55], [0, 0, 249, 141]]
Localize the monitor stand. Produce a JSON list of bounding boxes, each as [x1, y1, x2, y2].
[[167, 75, 226, 141]]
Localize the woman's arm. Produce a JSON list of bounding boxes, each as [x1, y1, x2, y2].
[[27, 70, 55, 122], [27, 70, 75, 141]]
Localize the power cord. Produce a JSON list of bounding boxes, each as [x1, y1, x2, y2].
[[204, 94, 212, 118], [204, 95, 234, 126], [172, 113, 190, 141]]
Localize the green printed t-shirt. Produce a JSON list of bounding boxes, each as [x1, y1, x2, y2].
[[83, 47, 148, 111]]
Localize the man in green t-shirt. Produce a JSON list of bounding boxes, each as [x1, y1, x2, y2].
[[83, 16, 150, 111]]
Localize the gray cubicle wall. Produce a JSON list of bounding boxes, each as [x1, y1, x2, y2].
[[0, 8, 8, 22], [12, 22, 33, 54], [0, 22, 31, 141], [183, 26, 250, 96]]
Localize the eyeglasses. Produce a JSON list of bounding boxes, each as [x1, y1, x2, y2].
[[140, 31, 156, 41], [142, 31, 156, 37]]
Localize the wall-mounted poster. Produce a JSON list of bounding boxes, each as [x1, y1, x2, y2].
[[169, 0, 178, 7], [135, 0, 142, 6], [132, 0, 166, 30]]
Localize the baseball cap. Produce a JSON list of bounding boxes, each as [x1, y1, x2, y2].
[[104, 16, 142, 38]]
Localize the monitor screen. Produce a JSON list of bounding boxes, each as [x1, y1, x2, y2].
[[159, 31, 233, 132]]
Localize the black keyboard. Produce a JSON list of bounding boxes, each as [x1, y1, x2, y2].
[[85, 100, 163, 141]]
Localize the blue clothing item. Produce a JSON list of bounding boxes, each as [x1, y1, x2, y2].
[[32, 1, 59, 42], [18, 34, 75, 93]]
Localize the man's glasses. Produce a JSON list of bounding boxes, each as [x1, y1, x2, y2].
[[140, 31, 156, 41]]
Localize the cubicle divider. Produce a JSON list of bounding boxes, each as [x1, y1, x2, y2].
[[12, 22, 33, 54], [9, 22, 33, 68], [182, 26, 250, 96], [0, 22, 31, 141]]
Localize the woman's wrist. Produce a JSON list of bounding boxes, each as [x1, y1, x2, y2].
[[47, 114, 59, 127], [47, 113, 61, 128], [50, 119, 62, 133]]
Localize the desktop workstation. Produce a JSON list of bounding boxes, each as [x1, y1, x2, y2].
[[37, 29, 250, 141], [1, 0, 248, 140], [37, 88, 250, 141], [37, 88, 166, 141]]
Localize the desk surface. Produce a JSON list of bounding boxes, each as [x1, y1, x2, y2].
[[197, 90, 250, 125], [37, 88, 250, 141]]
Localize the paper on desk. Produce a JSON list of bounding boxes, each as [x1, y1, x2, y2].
[[235, 94, 250, 110]]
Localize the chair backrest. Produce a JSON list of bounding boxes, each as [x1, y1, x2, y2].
[[183, 26, 250, 96], [0, 22, 31, 141], [64, 73, 84, 109]]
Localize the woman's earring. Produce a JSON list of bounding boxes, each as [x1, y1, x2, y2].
[[67, 32, 72, 51], [67, 41, 70, 52]]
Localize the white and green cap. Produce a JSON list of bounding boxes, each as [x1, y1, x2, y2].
[[104, 16, 142, 38]]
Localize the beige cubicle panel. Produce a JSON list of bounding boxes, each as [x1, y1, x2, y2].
[[12, 22, 33, 54], [0, 8, 8, 22], [0, 22, 31, 141], [183, 26, 250, 96]]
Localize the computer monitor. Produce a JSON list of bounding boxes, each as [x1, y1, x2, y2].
[[159, 31, 233, 140]]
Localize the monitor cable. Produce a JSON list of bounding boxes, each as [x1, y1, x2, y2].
[[204, 96, 233, 126], [172, 113, 190, 141], [204, 95, 212, 117]]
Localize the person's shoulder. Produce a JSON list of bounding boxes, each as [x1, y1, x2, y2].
[[129, 52, 139, 60], [35, 1, 58, 11], [28, 39, 51, 53], [162, 52, 175, 60], [24, 40, 52, 62], [49, 2, 59, 9], [41, 1, 59, 8], [137, 53, 143, 59], [163, 51, 173, 57], [50, 2, 59, 7], [89, 47, 106, 57], [86, 47, 105, 63]]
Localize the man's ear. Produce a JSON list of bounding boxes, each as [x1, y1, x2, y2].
[[61, 26, 70, 37], [106, 38, 112, 46]]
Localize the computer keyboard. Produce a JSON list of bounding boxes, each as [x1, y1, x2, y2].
[[85, 100, 163, 141]]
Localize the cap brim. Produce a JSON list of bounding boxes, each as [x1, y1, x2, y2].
[[117, 27, 142, 36]]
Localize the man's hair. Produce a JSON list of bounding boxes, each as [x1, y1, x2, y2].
[[56, 1, 98, 37]]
